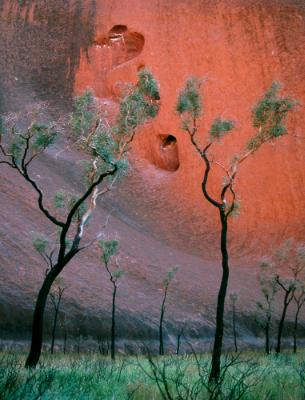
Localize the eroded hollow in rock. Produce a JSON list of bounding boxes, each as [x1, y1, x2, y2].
[[93, 25, 145, 67], [152, 134, 180, 172], [109, 25, 128, 35]]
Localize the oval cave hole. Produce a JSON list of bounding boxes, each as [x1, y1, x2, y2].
[[153, 134, 180, 172], [161, 134, 177, 149], [109, 25, 128, 35]]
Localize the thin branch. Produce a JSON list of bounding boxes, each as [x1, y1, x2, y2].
[[58, 165, 117, 260], [21, 166, 65, 228]]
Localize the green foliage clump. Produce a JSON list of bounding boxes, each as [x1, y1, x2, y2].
[[209, 117, 235, 142], [32, 234, 49, 254], [176, 77, 202, 118], [248, 82, 296, 151], [163, 266, 179, 288], [31, 124, 57, 151], [99, 240, 119, 264], [70, 90, 96, 139], [7, 124, 57, 165], [70, 69, 160, 187], [137, 68, 160, 101], [54, 190, 87, 221], [116, 69, 160, 137]]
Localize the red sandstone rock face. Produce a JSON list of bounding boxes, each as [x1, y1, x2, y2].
[[0, 0, 305, 341], [74, 0, 305, 259]]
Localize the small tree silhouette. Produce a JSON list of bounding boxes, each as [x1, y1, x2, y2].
[[99, 239, 123, 361], [159, 267, 179, 356], [287, 243, 305, 353], [256, 261, 278, 355]]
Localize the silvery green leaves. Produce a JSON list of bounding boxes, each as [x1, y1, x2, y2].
[[116, 71, 160, 136], [99, 240, 119, 264], [137, 68, 160, 101], [163, 266, 179, 288], [70, 90, 95, 139], [8, 124, 57, 165], [30, 124, 57, 151], [176, 77, 202, 119], [32, 233, 49, 255], [54, 190, 87, 222], [249, 82, 296, 151], [71, 69, 160, 186], [209, 117, 234, 142]]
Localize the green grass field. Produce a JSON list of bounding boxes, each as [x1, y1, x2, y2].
[[1, 350, 305, 399]]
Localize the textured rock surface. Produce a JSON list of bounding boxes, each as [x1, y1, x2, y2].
[[0, 0, 305, 344]]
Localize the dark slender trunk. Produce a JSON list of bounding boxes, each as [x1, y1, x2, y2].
[[176, 332, 182, 355], [111, 284, 117, 361], [51, 305, 60, 354], [293, 307, 300, 354], [159, 290, 167, 356], [63, 331, 67, 354], [276, 292, 290, 354], [265, 316, 271, 355], [209, 211, 229, 383], [25, 268, 59, 368], [25, 250, 76, 368], [232, 302, 237, 353]]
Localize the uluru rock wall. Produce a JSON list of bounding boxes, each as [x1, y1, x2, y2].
[[0, 0, 305, 343], [75, 0, 305, 259]]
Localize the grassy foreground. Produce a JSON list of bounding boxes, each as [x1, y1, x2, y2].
[[1, 350, 305, 399]]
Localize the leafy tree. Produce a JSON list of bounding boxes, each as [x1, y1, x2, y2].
[[176, 78, 296, 382], [0, 69, 160, 367], [159, 267, 179, 356], [99, 239, 123, 361]]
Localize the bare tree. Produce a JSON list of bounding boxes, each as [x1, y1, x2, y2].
[[0, 69, 160, 367], [292, 283, 305, 353], [256, 261, 278, 355], [274, 274, 295, 354], [99, 240, 123, 361], [176, 78, 296, 382], [159, 267, 179, 356], [290, 244, 305, 353], [49, 279, 66, 354]]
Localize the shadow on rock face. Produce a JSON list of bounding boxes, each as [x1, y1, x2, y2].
[[0, 0, 97, 112]]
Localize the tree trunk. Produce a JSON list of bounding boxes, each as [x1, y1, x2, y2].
[[232, 301, 237, 353], [176, 332, 182, 355], [111, 285, 117, 361], [293, 307, 300, 354], [63, 331, 67, 354], [51, 305, 59, 354], [25, 271, 57, 368], [159, 290, 167, 356], [265, 316, 271, 355], [209, 211, 229, 383], [276, 293, 290, 354]]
